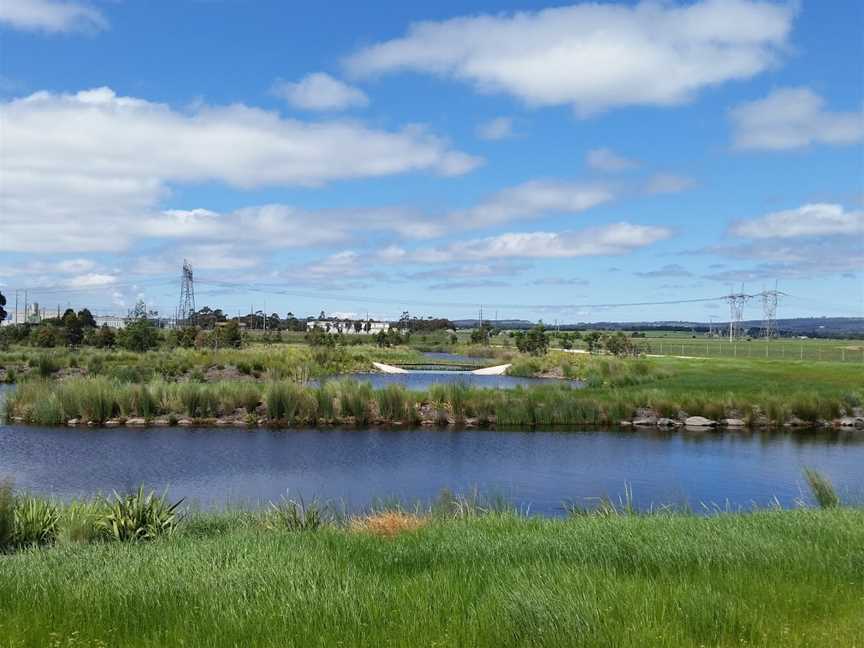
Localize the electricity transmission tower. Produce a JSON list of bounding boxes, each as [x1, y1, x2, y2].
[[724, 288, 751, 341], [759, 285, 785, 340], [176, 260, 196, 327]]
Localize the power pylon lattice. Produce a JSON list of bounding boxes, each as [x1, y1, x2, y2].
[[724, 288, 751, 341], [176, 260, 196, 327], [759, 286, 785, 340]]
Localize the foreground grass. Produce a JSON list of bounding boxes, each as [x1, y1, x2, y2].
[[1, 509, 861, 647]]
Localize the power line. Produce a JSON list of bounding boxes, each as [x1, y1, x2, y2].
[[195, 278, 730, 311]]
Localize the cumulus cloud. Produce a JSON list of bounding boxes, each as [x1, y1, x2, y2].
[[271, 73, 369, 111], [0, 87, 480, 252], [476, 117, 514, 140], [730, 87, 864, 150], [729, 203, 864, 239], [0, 0, 106, 33], [413, 223, 672, 262], [66, 273, 118, 288], [448, 180, 613, 229], [586, 148, 638, 172], [346, 0, 795, 116]]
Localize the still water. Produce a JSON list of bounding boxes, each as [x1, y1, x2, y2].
[[1, 418, 861, 514], [330, 372, 579, 390]]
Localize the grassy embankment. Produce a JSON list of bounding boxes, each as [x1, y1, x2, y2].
[[4, 351, 862, 427], [0, 483, 861, 646]]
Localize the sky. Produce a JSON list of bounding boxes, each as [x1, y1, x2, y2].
[[1, 0, 862, 323]]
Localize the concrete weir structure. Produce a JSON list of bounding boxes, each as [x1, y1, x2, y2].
[[372, 361, 512, 375]]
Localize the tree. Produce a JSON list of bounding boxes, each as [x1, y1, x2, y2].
[[0, 291, 7, 324], [77, 308, 97, 328], [354, 320, 363, 333], [584, 331, 603, 353], [117, 318, 158, 352], [514, 324, 548, 356], [306, 326, 336, 348], [470, 321, 493, 345], [65, 314, 83, 346], [216, 321, 242, 348], [94, 324, 116, 349], [603, 331, 639, 357]]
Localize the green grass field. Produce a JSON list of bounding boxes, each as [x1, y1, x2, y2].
[[1, 509, 862, 647]]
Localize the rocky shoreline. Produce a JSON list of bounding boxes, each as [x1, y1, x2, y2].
[[8, 408, 864, 430]]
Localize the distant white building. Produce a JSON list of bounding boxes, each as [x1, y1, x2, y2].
[[94, 315, 127, 329], [306, 319, 389, 335]]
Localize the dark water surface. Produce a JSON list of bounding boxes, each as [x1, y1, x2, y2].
[[2, 384, 861, 514]]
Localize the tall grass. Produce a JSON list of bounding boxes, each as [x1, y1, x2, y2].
[[804, 469, 840, 509], [5, 371, 861, 428], [0, 480, 13, 551], [0, 505, 861, 646]]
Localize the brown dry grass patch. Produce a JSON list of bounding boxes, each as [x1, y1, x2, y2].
[[350, 512, 427, 537]]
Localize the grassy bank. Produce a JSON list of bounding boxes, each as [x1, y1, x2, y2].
[[1, 502, 861, 646], [5, 351, 863, 427]]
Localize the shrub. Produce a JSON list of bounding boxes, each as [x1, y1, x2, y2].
[[98, 487, 183, 542], [13, 497, 60, 547]]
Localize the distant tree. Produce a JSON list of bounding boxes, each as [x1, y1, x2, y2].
[[0, 291, 7, 324], [470, 321, 493, 345], [77, 308, 97, 328], [93, 324, 116, 349], [514, 324, 548, 356], [364, 320, 372, 333], [584, 331, 603, 353], [603, 332, 639, 357], [216, 321, 242, 348], [306, 325, 336, 348], [61, 309, 83, 346], [354, 320, 363, 333], [117, 318, 159, 352], [33, 326, 61, 348], [319, 310, 326, 320]]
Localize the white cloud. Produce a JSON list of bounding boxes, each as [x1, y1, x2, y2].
[[346, 0, 794, 116], [0, 87, 480, 252], [414, 223, 672, 262], [586, 148, 637, 172], [730, 87, 864, 150], [0, 0, 106, 33], [729, 203, 864, 239], [66, 273, 117, 288], [449, 180, 613, 229], [476, 117, 514, 140], [271, 73, 369, 111], [644, 173, 695, 195]]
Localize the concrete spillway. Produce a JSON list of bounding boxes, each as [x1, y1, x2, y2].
[[372, 361, 512, 375]]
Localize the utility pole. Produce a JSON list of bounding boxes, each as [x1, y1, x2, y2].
[[14, 290, 18, 325]]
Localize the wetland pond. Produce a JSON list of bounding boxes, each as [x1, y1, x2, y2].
[[1, 384, 861, 515]]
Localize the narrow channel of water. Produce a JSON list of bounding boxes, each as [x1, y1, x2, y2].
[[328, 372, 579, 390]]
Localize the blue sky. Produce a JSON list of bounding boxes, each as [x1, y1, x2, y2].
[[1, 0, 862, 322]]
